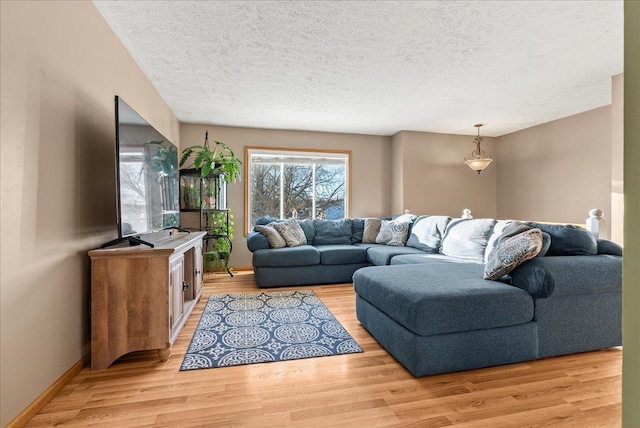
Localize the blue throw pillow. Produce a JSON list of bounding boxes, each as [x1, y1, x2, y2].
[[526, 222, 597, 256], [313, 219, 353, 245]]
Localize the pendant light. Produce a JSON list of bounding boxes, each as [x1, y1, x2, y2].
[[465, 124, 493, 174]]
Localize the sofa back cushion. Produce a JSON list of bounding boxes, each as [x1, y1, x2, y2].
[[362, 218, 382, 244], [296, 219, 316, 244], [351, 218, 365, 244], [440, 218, 497, 262], [313, 219, 353, 245], [526, 222, 597, 256], [255, 216, 278, 226], [405, 215, 451, 253]]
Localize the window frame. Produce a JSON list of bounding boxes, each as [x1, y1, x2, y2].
[[244, 146, 352, 235]]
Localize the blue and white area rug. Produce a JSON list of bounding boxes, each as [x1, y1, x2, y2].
[[180, 290, 363, 371]]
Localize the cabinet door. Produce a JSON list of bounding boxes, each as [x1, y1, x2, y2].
[[169, 254, 185, 338], [194, 241, 203, 298]]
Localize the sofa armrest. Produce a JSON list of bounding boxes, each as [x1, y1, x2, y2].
[[247, 231, 270, 252], [597, 239, 623, 256], [509, 255, 622, 299]]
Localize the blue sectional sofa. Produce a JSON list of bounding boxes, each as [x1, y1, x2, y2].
[[247, 217, 427, 288], [246, 215, 622, 377]]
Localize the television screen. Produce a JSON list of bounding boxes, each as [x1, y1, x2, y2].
[[115, 96, 180, 238]]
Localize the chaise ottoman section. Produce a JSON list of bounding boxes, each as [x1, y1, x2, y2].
[[356, 295, 538, 376], [354, 264, 534, 336], [353, 263, 538, 376]]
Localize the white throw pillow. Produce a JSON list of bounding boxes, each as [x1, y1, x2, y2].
[[405, 215, 451, 253], [376, 220, 410, 246], [440, 218, 497, 262], [484, 220, 514, 263]]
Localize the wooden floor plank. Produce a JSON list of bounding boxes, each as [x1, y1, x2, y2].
[[25, 271, 622, 427]]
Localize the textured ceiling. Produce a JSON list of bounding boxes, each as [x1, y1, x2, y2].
[[93, 1, 623, 137]]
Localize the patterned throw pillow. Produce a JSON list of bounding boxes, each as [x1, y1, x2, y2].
[[376, 220, 410, 246], [274, 219, 307, 247], [254, 223, 286, 248], [484, 228, 543, 280], [362, 218, 382, 244]]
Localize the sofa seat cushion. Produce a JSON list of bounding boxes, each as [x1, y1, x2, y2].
[[252, 245, 320, 268], [353, 264, 534, 337], [365, 245, 427, 266], [316, 245, 368, 265], [391, 253, 481, 265]]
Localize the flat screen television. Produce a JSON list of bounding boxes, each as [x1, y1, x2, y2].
[[101, 96, 180, 248]]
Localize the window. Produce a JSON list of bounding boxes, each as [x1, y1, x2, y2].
[[245, 147, 351, 233]]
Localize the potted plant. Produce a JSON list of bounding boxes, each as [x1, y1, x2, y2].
[[179, 131, 242, 182], [204, 210, 235, 272]]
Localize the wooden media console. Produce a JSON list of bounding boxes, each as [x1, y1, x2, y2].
[[89, 231, 206, 370]]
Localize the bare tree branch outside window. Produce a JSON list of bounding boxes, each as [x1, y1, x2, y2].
[[248, 150, 349, 227]]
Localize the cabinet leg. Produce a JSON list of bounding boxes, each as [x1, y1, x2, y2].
[[158, 346, 172, 362]]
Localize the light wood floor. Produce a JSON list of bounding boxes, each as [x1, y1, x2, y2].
[[27, 272, 621, 427]]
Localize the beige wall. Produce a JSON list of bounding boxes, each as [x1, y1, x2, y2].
[[391, 131, 498, 219], [390, 134, 404, 215], [495, 106, 612, 230], [623, 2, 640, 426], [179, 124, 392, 268], [0, 1, 180, 425], [612, 73, 624, 244]]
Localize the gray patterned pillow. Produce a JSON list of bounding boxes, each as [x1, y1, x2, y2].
[[254, 223, 286, 248], [363, 218, 382, 244], [484, 228, 543, 280], [274, 219, 307, 247], [376, 220, 410, 246]]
